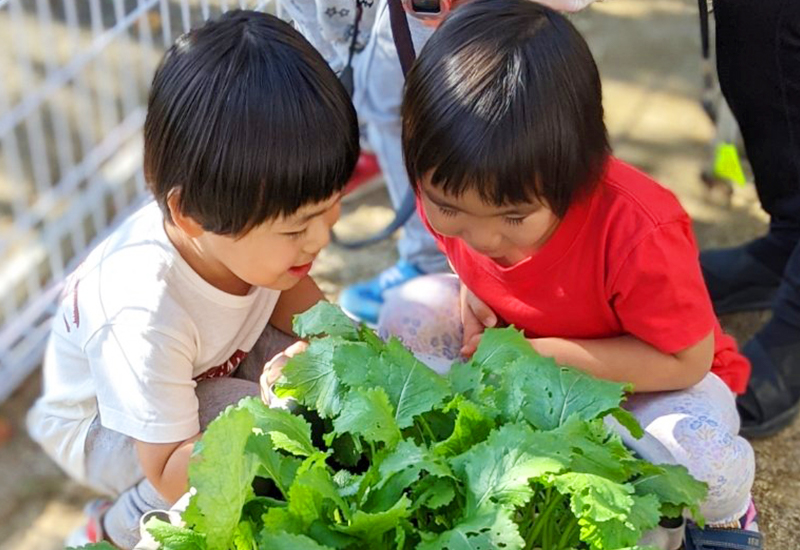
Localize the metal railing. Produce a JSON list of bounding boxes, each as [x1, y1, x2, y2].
[[0, 0, 274, 403]]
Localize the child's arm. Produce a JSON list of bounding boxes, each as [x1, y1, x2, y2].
[[268, 275, 325, 335], [459, 282, 714, 392], [530, 331, 714, 392], [135, 435, 202, 503]]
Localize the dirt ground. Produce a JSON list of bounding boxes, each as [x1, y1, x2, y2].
[[0, 0, 798, 548]]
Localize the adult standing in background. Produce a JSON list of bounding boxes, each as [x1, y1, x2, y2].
[[701, 0, 800, 437]]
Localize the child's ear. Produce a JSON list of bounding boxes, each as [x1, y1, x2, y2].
[[166, 190, 204, 238]]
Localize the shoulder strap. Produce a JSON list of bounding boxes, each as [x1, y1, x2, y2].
[[388, 0, 417, 76], [332, 0, 419, 250]]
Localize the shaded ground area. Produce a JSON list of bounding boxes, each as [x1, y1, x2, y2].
[[0, 0, 797, 548]]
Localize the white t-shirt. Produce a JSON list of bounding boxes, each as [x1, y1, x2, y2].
[[27, 201, 281, 483]]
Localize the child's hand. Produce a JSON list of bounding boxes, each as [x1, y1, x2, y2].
[[460, 284, 497, 357], [260, 340, 309, 405]]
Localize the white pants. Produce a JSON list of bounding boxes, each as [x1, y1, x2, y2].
[[351, 0, 448, 273], [377, 274, 756, 526]]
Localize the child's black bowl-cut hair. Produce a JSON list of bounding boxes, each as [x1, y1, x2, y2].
[[144, 10, 359, 235], [402, 0, 609, 217]]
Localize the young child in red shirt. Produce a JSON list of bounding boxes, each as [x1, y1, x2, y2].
[[378, 1, 761, 548]]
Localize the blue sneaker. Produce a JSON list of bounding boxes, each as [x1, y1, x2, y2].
[[339, 260, 424, 325]]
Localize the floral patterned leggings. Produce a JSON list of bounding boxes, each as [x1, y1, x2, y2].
[[377, 274, 756, 527]]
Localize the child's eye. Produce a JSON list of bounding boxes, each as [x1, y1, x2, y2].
[[438, 206, 458, 218], [504, 216, 525, 226], [284, 229, 308, 240]]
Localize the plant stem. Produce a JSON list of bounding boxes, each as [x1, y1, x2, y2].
[[543, 517, 552, 550], [415, 424, 426, 443], [556, 516, 579, 550], [417, 416, 437, 442], [528, 491, 566, 549], [356, 463, 377, 506], [369, 441, 377, 461], [521, 509, 537, 550]]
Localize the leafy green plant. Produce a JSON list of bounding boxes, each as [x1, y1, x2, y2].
[[68, 543, 117, 550], [83, 302, 707, 550]]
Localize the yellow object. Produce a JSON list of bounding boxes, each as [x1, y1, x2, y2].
[[713, 142, 747, 187]]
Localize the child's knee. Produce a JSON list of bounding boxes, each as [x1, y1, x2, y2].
[[381, 274, 460, 314], [195, 378, 260, 430], [665, 416, 755, 523], [378, 274, 462, 362]]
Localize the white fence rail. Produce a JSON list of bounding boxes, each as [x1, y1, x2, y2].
[[0, 0, 274, 403]]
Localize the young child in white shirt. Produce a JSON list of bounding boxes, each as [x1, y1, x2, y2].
[[27, 10, 359, 549]]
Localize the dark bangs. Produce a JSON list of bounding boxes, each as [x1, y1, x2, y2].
[[402, 0, 609, 217], [144, 10, 359, 235]]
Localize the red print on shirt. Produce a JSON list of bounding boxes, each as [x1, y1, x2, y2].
[[60, 264, 85, 332], [60, 277, 81, 333], [194, 349, 249, 382]]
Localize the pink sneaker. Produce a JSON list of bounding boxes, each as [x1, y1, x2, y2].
[[64, 498, 114, 548], [341, 151, 383, 203]]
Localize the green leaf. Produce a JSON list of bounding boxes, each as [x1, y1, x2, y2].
[[329, 432, 364, 467], [360, 339, 452, 429], [293, 302, 359, 340], [446, 360, 486, 397], [452, 423, 570, 515], [332, 495, 412, 542], [411, 476, 457, 510], [434, 397, 494, 457], [332, 469, 363, 498], [240, 398, 317, 456], [366, 439, 454, 512], [553, 472, 635, 523], [232, 521, 257, 550], [333, 387, 402, 447], [262, 507, 304, 534], [555, 417, 637, 482], [328, 340, 378, 387], [609, 407, 645, 439], [287, 464, 348, 528], [470, 328, 533, 374], [379, 439, 453, 480], [416, 509, 525, 550], [364, 469, 418, 514], [577, 493, 662, 550], [66, 543, 119, 550], [259, 531, 336, 549], [501, 356, 628, 430], [358, 323, 386, 351], [185, 405, 260, 549], [246, 433, 301, 497], [632, 462, 708, 522], [419, 408, 458, 441], [275, 338, 346, 418], [307, 521, 360, 548]]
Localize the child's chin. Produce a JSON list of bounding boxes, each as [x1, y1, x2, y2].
[[254, 275, 300, 292]]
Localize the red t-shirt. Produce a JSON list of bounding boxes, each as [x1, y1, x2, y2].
[[420, 158, 750, 394]]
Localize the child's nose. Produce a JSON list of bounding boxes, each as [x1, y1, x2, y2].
[[464, 229, 502, 254]]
